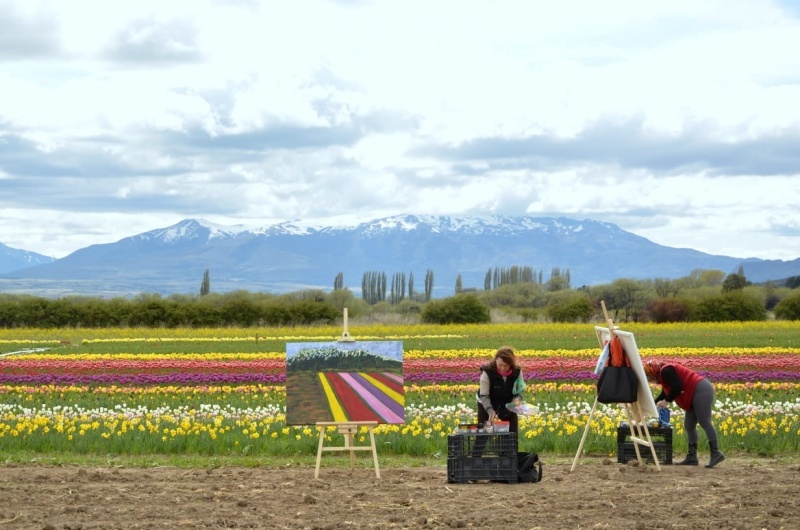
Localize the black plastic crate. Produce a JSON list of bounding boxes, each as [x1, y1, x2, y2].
[[447, 433, 518, 483], [617, 425, 673, 464], [617, 442, 672, 464], [616, 425, 673, 445]]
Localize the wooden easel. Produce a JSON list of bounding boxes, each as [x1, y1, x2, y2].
[[570, 302, 662, 472], [314, 420, 380, 479], [338, 307, 355, 342], [313, 308, 380, 479]]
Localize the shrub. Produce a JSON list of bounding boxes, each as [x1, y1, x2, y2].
[[495, 307, 539, 322], [545, 294, 593, 323], [481, 283, 546, 308], [649, 298, 692, 323], [325, 288, 368, 318], [692, 291, 766, 322], [421, 294, 491, 324], [774, 291, 800, 320]]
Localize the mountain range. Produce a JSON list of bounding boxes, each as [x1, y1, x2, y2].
[[2, 215, 799, 298]]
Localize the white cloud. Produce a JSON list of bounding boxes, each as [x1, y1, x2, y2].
[[0, 0, 798, 262]]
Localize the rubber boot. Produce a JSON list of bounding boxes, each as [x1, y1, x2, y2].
[[675, 443, 699, 466], [706, 441, 725, 468]]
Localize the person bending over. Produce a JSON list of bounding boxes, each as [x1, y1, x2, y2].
[[644, 360, 725, 468]]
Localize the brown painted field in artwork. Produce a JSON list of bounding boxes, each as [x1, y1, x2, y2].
[[285, 371, 331, 425]]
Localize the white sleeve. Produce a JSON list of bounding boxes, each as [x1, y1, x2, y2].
[[478, 371, 493, 414]]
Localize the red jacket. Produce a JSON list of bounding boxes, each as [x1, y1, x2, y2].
[[660, 363, 703, 410]]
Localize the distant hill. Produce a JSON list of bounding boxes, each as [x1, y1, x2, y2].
[[2, 215, 798, 297], [0, 243, 55, 274]]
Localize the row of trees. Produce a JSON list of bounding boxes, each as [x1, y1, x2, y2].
[[338, 267, 571, 306], [483, 266, 571, 291], [417, 267, 800, 325], [335, 267, 758, 302], [355, 270, 434, 305], [403, 265, 799, 323], [0, 291, 338, 328], [3, 268, 799, 329]]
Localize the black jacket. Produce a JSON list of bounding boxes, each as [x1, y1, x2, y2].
[[481, 365, 521, 419]]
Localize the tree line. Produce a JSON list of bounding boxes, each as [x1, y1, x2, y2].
[[1, 267, 798, 329], [418, 267, 800, 325], [340, 266, 571, 305], [0, 291, 338, 328], [354, 269, 434, 305]]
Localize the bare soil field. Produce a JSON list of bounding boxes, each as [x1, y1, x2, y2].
[[1, 457, 798, 529]]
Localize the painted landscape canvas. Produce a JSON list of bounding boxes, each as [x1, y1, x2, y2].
[[285, 341, 404, 425]]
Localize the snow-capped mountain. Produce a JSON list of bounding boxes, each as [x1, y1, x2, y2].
[[2, 215, 798, 297], [131, 218, 251, 244], [0, 242, 56, 274]]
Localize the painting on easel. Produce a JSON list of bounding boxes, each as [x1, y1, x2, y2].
[[285, 341, 404, 425]]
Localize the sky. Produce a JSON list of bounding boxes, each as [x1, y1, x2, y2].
[[1, 0, 799, 261]]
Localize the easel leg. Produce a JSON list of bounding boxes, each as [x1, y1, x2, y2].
[[571, 397, 599, 472], [369, 427, 380, 479], [623, 404, 643, 464], [314, 425, 326, 479], [625, 403, 662, 471], [633, 403, 661, 471], [346, 432, 355, 470], [643, 427, 662, 470]]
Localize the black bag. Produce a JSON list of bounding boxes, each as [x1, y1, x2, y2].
[[517, 451, 542, 483], [596, 365, 638, 403], [596, 335, 638, 404]]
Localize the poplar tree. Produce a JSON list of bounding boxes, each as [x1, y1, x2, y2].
[[424, 269, 434, 301], [200, 269, 210, 296]]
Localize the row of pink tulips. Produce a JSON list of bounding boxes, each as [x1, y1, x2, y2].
[[2, 354, 799, 385]]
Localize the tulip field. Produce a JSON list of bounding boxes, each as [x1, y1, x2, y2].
[[1, 322, 799, 464]]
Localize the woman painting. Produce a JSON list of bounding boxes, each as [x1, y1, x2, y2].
[[477, 346, 525, 434]]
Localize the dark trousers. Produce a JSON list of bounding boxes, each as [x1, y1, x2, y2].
[[685, 379, 719, 446]]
